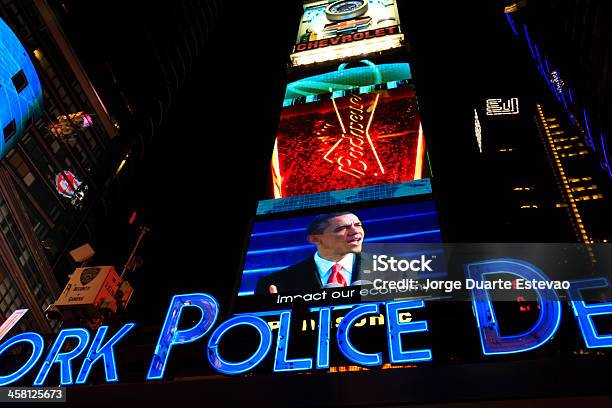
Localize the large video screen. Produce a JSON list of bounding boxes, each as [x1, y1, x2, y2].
[[237, 199, 441, 300], [0, 17, 43, 158], [272, 85, 426, 198], [291, 0, 403, 66]]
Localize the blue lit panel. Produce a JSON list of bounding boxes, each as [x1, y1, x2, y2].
[[0, 17, 43, 159], [257, 180, 432, 215], [284, 61, 411, 102]]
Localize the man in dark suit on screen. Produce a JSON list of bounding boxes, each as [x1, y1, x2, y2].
[[255, 211, 373, 295]]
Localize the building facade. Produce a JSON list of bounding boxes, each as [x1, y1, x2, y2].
[[0, 0, 222, 335], [1, 0, 118, 334], [501, 0, 611, 242]]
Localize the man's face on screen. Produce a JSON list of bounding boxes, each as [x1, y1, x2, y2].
[[309, 213, 364, 261]]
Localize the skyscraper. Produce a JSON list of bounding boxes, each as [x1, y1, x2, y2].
[[502, 0, 611, 242], [1, 0, 117, 334], [521, 0, 612, 177]]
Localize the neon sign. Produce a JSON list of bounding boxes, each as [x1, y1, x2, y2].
[[474, 108, 482, 153], [55, 171, 88, 206], [294, 26, 400, 53], [0, 259, 610, 386], [324, 93, 384, 179], [55, 171, 83, 199], [485, 98, 519, 116]]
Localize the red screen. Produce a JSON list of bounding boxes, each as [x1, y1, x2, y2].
[[272, 86, 427, 198]]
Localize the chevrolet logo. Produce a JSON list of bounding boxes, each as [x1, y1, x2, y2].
[[324, 17, 371, 33]]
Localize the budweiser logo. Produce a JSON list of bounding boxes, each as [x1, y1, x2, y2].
[[324, 93, 384, 179]]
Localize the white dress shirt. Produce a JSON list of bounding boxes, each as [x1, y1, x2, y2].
[[314, 252, 355, 286]]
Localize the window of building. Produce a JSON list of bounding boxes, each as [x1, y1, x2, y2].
[[0, 276, 23, 320], [6, 151, 35, 187], [11, 69, 28, 93], [22, 172, 35, 187], [48, 206, 61, 223], [51, 140, 61, 153], [3, 120, 17, 143]]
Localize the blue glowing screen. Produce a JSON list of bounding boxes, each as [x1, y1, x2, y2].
[[0, 17, 43, 159], [239, 201, 441, 296], [284, 61, 411, 102]]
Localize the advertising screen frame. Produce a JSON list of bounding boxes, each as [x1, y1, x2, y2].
[[290, 0, 405, 66], [229, 189, 445, 315]]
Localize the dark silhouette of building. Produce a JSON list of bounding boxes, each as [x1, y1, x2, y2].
[[522, 1, 612, 175], [501, 0, 612, 242]]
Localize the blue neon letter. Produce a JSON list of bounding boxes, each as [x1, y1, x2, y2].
[[316, 307, 332, 369], [207, 315, 272, 375], [0, 309, 44, 386], [147, 293, 219, 380], [465, 258, 561, 355], [386, 300, 432, 363], [567, 278, 612, 348], [274, 311, 312, 372], [76, 323, 135, 384], [34, 328, 90, 386], [0, 332, 44, 386], [337, 303, 382, 367]]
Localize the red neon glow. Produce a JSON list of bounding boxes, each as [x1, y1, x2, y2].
[[273, 87, 427, 198], [323, 93, 384, 178], [414, 122, 425, 180], [271, 138, 283, 198], [82, 114, 93, 128]]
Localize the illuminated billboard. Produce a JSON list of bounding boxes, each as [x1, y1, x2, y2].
[[49, 112, 94, 141], [1, 244, 611, 387], [55, 170, 85, 197], [272, 85, 426, 198], [291, 0, 404, 66], [284, 59, 411, 103], [237, 200, 442, 301], [0, 17, 43, 159]]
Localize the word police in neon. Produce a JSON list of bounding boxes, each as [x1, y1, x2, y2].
[[0, 259, 610, 386]]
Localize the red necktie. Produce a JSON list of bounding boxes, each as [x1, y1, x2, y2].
[[327, 263, 347, 286]]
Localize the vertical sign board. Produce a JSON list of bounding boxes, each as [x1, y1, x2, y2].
[[273, 60, 428, 199]]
